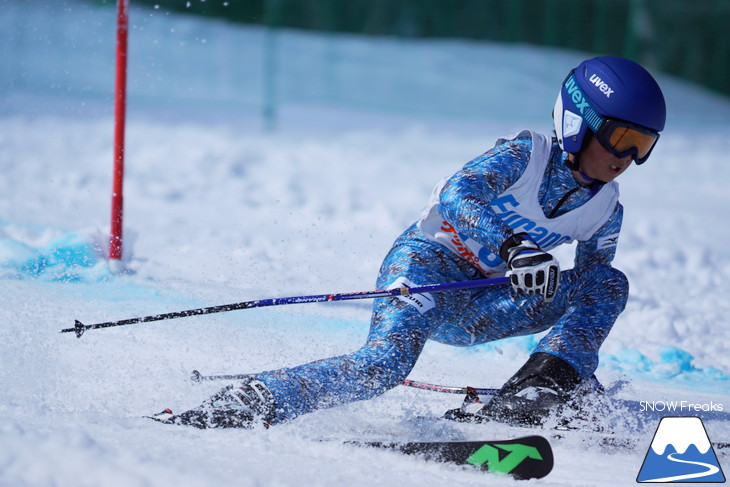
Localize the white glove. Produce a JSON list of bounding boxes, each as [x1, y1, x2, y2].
[[500, 233, 561, 302]]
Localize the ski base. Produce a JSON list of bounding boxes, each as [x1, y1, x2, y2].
[[350, 435, 553, 480]]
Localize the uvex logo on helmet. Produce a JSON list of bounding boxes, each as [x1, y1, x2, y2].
[[588, 74, 614, 98]]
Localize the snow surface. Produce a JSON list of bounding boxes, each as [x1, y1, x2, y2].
[[1, 2, 729, 486]]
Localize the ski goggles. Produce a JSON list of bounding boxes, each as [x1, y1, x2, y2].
[[594, 118, 660, 165]]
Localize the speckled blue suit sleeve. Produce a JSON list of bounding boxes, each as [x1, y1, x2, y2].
[[439, 137, 532, 257]]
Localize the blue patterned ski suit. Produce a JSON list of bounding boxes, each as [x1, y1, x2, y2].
[[258, 132, 629, 423]]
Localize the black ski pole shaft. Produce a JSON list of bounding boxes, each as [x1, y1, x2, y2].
[[59, 299, 266, 338], [60, 276, 509, 338]]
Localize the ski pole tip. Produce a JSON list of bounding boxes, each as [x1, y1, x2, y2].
[[59, 320, 86, 338]]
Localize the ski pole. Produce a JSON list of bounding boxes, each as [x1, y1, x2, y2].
[[190, 370, 248, 382], [60, 276, 509, 338], [191, 370, 500, 396], [401, 379, 498, 396]]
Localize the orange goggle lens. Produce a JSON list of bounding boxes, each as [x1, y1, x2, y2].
[[596, 119, 659, 164], [609, 126, 658, 159]]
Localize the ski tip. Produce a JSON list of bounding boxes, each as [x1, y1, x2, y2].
[[190, 370, 202, 382], [145, 408, 175, 424]]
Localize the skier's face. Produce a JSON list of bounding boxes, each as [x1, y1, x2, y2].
[[579, 136, 633, 182]]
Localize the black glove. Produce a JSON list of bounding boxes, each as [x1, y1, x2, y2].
[[500, 233, 561, 302]]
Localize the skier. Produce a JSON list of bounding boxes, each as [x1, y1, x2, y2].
[[155, 56, 666, 429]]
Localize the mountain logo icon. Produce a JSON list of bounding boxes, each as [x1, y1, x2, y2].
[[637, 416, 726, 483]]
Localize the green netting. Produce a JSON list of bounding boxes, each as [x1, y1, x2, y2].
[[108, 0, 729, 97]]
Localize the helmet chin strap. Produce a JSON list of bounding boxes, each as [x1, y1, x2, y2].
[[565, 153, 605, 195], [564, 153, 581, 172], [548, 151, 605, 219]]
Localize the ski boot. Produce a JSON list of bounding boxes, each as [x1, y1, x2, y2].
[[476, 353, 584, 427], [151, 376, 277, 429]]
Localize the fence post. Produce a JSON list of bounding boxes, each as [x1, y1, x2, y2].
[[263, 0, 282, 132]]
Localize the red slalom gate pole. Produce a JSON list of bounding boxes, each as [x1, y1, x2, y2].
[[109, 0, 129, 263]]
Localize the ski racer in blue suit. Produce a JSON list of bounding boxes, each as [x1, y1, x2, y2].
[[157, 56, 667, 429]]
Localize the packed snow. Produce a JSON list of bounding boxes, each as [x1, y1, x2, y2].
[[1, 2, 729, 486]]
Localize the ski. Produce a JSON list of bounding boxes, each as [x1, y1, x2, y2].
[[444, 409, 730, 455], [148, 405, 553, 478], [445, 407, 637, 447], [349, 435, 553, 480], [146, 408, 271, 430], [403, 379, 730, 453]]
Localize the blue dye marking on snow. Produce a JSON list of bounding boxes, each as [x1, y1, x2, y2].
[[459, 334, 544, 356], [0, 221, 111, 282], [458, 335, 728, 394], [601, 346, 729, 394]]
